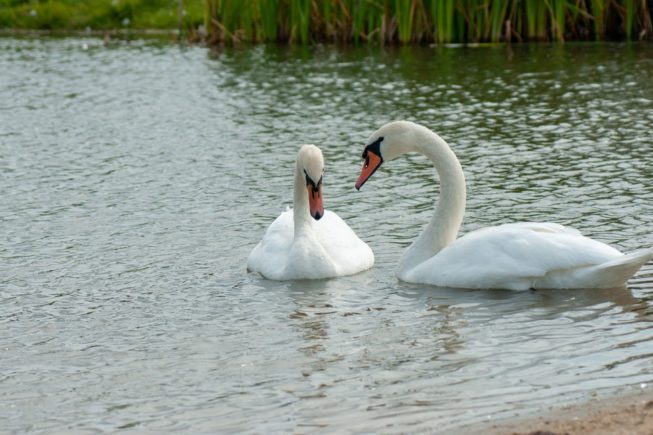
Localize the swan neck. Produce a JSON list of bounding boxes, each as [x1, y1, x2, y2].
[[293, 163, 313, 237], [399, 129, 466, 273]]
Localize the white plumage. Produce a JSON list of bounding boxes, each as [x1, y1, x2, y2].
[[355, 121, 652, 290], [402, 222, 650, 290], [248, 145, 374, 280]]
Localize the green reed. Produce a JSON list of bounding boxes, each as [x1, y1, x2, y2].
[[205, 0, 653, 44], [525, 0, 547, 40], [590, 0, 605, 39], [624, 0, 635, 39], [257, 0, 278, 42], [431, 0, 455, 43], [549, 0, 567, 41]]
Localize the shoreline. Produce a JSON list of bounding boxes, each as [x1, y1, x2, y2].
[[480, 387, 653, 435], [0, 28, 180, 37], [2, 29, 653, 45]]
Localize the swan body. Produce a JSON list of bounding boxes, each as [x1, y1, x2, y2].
[[355, 121, 653, 290], [248, 145, 374, 280]]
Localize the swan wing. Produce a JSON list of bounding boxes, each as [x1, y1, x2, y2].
[[247, 210, 374, 280], [314, 210, 375, 275], [246, 209, 294, 279], [402, 222, 624, 290]]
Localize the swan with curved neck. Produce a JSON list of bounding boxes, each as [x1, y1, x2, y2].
[[356, 121, 653, 290], [248, 144, 374, 280]]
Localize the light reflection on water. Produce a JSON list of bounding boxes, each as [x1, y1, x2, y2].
[[1, 38, 652, 432]]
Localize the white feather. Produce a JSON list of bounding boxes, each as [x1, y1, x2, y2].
[[361, 121, 652, 290], [247, 145, 374, 280]]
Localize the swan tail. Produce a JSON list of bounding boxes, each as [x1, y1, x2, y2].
[[586, 248, 653, 288]]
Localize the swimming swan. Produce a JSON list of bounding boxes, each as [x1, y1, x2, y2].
[[248, 144, 374, 280], [355, 121, 653, 290]]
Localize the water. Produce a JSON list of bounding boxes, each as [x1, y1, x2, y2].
[[1, 38, 653, 433]]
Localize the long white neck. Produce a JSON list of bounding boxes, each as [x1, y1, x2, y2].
[[293, 162, 313, 238], [398, 127, 466, 275]]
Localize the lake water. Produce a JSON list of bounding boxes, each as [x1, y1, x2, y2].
[[1, 37, 653, 433]]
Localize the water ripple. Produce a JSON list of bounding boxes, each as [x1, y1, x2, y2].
[[1, 39, 652, 433]]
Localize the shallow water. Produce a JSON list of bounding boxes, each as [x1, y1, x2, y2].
[[1, 38, 653, 432]]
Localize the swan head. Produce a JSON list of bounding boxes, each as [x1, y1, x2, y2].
[[297, 144, 325, 220], [355, 121, 417, 190]]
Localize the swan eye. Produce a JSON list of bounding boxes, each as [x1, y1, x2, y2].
[[304, 169, 322, 192], [362, 136, 384, 162]]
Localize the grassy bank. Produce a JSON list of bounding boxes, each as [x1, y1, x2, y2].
[[207, 0, 653, 44], [0, 0, 204, 34]]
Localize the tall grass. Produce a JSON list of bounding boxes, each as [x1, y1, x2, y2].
[[205, 0, 653, 44]]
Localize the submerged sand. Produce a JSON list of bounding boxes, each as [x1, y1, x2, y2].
[[484, 389, 653, 435]]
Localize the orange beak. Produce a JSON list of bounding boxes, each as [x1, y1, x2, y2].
[[355, 152, 383, 190], [307, 184, 324, 220]]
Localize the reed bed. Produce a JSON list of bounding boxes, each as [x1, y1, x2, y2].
[[206, 0, 653, 44]]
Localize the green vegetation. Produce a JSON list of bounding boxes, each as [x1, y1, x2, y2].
[[2, 0, 652, 44], [0, 0, 204, 33], [206, 0, 653, 44]]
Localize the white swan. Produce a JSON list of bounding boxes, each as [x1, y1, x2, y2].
[[248, 144, 374, 280], [355, 121, 653, 290]]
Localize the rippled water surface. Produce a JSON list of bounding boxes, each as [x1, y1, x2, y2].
[[2, 38, 653, 432]]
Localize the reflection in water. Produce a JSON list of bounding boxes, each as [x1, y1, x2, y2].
[[1, 38, 652, 433], [287, 280, 333, 370]]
